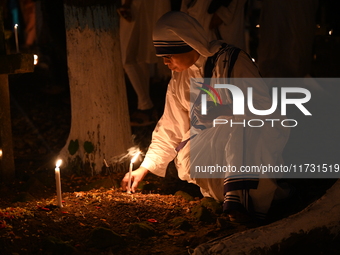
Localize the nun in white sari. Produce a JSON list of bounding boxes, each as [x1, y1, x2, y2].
[[122, 11, 291, 223]]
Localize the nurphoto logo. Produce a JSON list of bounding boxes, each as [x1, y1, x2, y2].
[[199, 84, 312, 128]]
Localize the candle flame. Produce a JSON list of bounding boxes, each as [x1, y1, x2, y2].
[[14, 24, 18, 29], [131, 150, 141, 163], [34, 54, 38, 65], [0, 149, 2, 157], [56, 159, 62, 168]]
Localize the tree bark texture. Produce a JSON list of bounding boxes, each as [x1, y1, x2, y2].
[[0, 8, 15, 182], [61, 3, 132, 175], [0, 75, 15, 182], [193, 179, 340, 255]]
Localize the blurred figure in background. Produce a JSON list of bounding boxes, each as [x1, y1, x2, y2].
[[118, 0, 171, 125], [257, 0, 319, 77], [35, 0, 68, 92], [181, 0, 248, 51], [19, 0, 36, 50]]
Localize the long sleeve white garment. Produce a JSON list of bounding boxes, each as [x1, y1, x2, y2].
[[141, 49, 289, 180], [141, 55, 206, 176]]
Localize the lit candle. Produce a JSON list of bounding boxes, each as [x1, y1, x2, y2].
[[0, 149, 2, 158], [55, 159, 63, 207], [14, 24, 19, 53], [33, 54, 38, 65], [127, 150, 141, 194]]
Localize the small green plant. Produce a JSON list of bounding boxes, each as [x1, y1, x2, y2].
[[84, 141, 94, 153], [68, 140, 79, 155]]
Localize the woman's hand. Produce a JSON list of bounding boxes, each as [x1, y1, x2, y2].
[[121, 166, 149, 193]]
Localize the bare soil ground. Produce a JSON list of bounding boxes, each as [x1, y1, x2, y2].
[[1, 70, 337, 255]]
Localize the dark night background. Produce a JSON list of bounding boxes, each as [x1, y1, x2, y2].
[[0, 0, 340, 254], [3, 0, 339, 172]]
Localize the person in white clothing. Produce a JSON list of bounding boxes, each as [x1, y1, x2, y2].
[[118, 0, 171, 124], [121, 11, 290, 223], [181, 0, 248, 50]]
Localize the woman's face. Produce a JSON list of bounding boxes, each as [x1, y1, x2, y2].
[[162, 50, 200, 72]]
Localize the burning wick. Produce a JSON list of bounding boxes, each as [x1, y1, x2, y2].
[[33, 54, 38, 65], [55, 159, 63, 207], [14, 24, 19, 53], [127, 150, 141, 194]]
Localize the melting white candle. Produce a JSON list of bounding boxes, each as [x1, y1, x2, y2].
[[127, 150, 141, 194], [55, 159, 63, 207], [14, 24, 19, 53]]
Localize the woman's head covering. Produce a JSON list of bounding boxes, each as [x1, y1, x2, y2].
[[153, 11, 223, 58]]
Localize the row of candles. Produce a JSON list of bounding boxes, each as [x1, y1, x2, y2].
[[12, 24, 38, 65], [54, 150, 141, 207]]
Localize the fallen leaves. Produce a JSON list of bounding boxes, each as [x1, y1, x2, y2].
[[0, 186, 235, 255], [0, 220, 7, 229], [0, 207, 34, 225], [166, 229, 186, 236], [36, 205, 50, 211], [147, 219, 158, 223]]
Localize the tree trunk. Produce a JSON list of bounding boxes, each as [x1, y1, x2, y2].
[[60, 2, 132, 175], [0, 75, 15, 182], [0, 8, 15, 182], [193, 180, 340, 255]]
